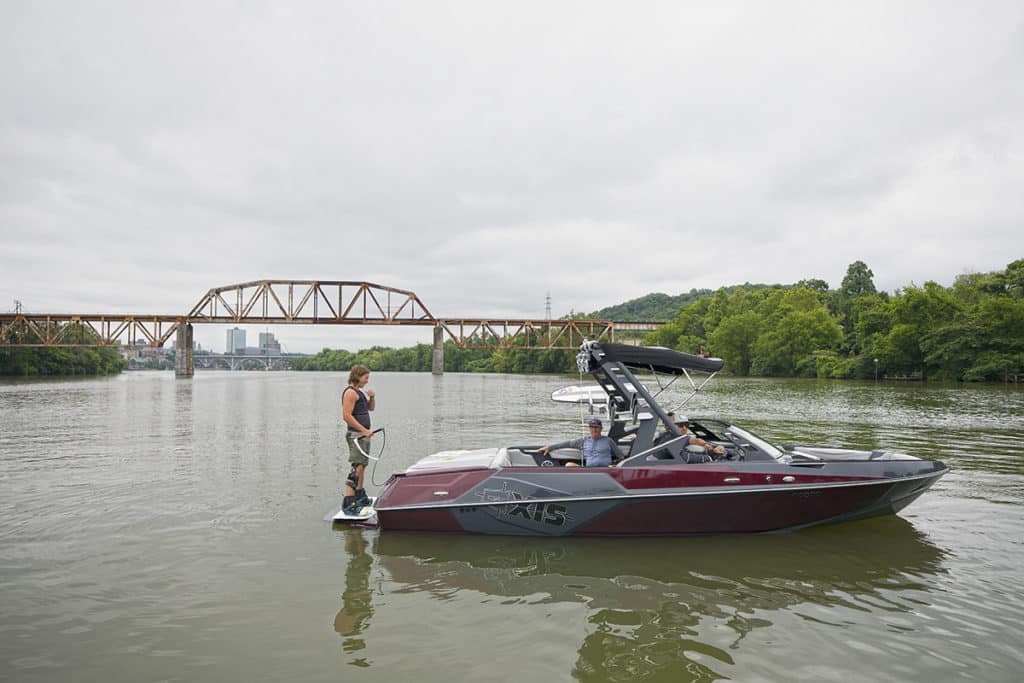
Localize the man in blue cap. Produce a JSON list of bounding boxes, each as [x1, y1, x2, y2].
[[540, 417, 621, 467]]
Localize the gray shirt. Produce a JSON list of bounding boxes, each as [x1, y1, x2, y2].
[[548, 435, 620, 467]]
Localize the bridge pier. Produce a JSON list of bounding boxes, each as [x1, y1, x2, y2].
[[432, 325, 444, 375], [175, 323, 194, 378]]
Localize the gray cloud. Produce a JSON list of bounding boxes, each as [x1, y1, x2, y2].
[[2, 1, 1023, 353]]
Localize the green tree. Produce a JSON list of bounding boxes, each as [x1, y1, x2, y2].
[[285, 259, 1024, 382], [1, 322, 126, 376], [960, 295, 1024, 380], [832, 260, 879, 352], [841, 260, 877, 298], [873, 281, 961, 377], [1004, 259, 1024, 297], [753, 308, 844, 376], [920, 320, 984, 380], [707, 311, 761, 376], [797, 278, 830, 293]]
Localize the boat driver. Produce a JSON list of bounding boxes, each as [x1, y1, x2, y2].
[[540, 418, 621, 467], [656, 415, 726, 458]]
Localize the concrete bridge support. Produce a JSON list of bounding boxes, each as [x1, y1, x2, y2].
[[175, 323, 194, 378], [432, 325, 444, 375]]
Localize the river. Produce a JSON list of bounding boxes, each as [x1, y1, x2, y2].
[[1, 371, 1022, 682]]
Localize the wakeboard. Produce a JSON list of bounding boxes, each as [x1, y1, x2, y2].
[[326, 498, 377, 523]]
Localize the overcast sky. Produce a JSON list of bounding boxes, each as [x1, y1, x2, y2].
[[2, 2, 1022, 353]]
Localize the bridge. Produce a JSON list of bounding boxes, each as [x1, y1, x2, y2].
[[192, 353, 294, 372], [0, 280, 664, 377]]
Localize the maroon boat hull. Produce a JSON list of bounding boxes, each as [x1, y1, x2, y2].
[[373, 461, 946, 537]]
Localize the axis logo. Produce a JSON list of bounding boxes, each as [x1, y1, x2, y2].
[[507, 500, 568, 526], [475, 482, 570, 527]]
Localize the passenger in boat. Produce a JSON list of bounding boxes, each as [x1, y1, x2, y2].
[[655, 416, 726, 458], [342, 365, 376, 515], [539, 417, 621, 467]]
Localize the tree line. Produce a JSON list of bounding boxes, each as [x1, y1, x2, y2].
[[289, 343, 578, 374], [293, 259, 1024, 382], [6, 259, 1022, 380], [645, 260, 1024, 381], [0, 345, 125, 377]]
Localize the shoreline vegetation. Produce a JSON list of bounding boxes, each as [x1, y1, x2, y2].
[[0, 346, 125, 377], [0, 322, 126, 377], [4, 260, 1022, 381], [292, 260, 1024, 383]]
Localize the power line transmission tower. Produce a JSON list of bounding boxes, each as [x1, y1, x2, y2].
[[545, 292, 551, 320]]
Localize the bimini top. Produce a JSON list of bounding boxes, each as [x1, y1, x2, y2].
[[586, 342, 725, 375]]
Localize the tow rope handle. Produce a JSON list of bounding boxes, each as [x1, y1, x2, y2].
[[349, 428, 385, 460]]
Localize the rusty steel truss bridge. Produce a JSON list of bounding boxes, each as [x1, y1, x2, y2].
[[1, 280, 662, 375]]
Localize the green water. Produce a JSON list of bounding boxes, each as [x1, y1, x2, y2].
[[1, 371, 1022, 681]]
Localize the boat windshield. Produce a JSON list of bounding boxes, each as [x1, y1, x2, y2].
[[725, 425, 786, 461]]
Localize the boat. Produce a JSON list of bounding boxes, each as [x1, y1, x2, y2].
[[358, 341, 948, 536]]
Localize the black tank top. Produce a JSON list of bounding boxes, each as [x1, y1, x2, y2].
[[344, 386, 371, 431]]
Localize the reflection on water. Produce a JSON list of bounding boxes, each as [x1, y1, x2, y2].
[[334, 529, 374, 667], [3, 372, 1022, 682], [344, 517, 946, 681]]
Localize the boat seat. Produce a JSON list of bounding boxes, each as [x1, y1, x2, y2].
[[505, 448, 543, 467], [685, 447, 709, 464], [506, 448, 577, 467], [547, 449, 583, 466]]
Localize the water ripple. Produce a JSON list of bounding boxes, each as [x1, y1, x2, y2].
[[2, 372, 1023, 681]]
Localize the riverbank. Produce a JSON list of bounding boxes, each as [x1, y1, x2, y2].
[[0, 346, 125, 376]]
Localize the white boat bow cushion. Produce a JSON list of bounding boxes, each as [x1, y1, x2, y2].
[[405, 448, 510, 472]]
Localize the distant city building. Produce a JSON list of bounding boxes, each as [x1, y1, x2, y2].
[[259, 331, 281, 354], [117, 344, 174, 370], [226, 327, 246, 354]]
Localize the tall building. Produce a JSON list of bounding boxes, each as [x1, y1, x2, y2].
[[259, 332, 281, 354], [226, 327, 246, 354]]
